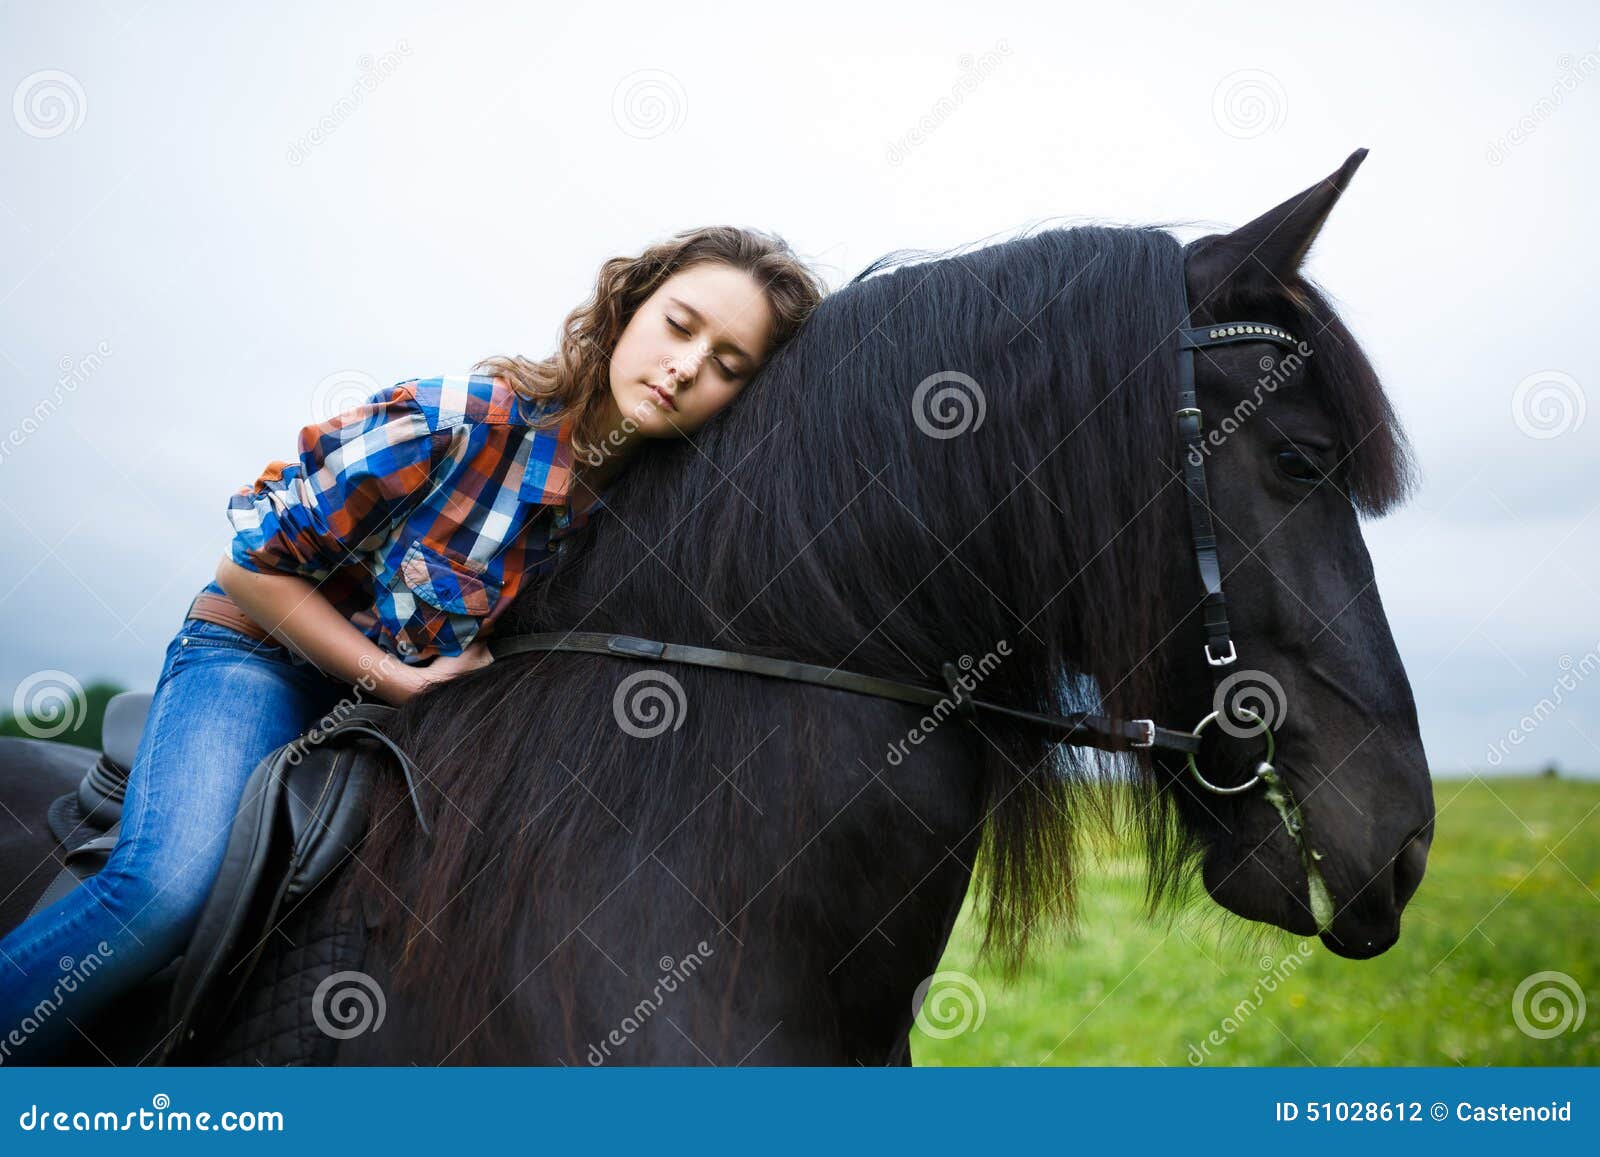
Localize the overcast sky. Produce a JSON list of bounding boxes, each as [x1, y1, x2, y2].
[[2, 1, 1595, 777]]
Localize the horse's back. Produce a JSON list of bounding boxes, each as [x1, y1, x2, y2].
[[0, 736, 94, 935]]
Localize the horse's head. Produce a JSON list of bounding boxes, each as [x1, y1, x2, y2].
[[1162, 150, 1433, 958]]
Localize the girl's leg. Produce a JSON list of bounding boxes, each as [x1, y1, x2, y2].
[[0, 617, 348, 1064]]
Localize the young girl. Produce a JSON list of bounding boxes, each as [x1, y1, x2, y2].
[[0, 226, 824, 1062]]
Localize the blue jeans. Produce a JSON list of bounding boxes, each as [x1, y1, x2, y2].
[[0, 585, 349, 1063]]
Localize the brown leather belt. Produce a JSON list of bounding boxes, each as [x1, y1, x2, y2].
[[185, 592, 274, 644]]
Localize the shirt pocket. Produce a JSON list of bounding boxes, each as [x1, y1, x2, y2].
[[394, 541, 502, 653]]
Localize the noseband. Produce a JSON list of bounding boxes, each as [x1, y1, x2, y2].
[[489, 314, 1305, 798]]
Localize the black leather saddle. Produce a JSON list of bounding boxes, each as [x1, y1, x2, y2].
[[28, 692, 410, 1063], [28, 690, 154, 910]]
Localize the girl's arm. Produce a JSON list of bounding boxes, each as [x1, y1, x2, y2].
[[218, 382, 489, 705], [215, 557, 488, 706]]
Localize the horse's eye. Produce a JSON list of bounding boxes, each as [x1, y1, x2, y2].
[[1276, 447, 1321, 483]]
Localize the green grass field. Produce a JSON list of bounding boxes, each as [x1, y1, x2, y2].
[[913, 776, 1599, 1066]]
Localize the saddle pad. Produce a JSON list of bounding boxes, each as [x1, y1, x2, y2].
[[199, 888, 369, 1066]]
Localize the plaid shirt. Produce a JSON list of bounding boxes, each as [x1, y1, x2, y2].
[[223, 374, 605, 663]]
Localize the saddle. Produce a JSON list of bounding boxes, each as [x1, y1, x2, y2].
[[28, 690, 155, 914], [28, 692, 423, 1064]]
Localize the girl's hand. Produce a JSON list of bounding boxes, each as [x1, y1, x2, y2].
[[409, 640, 494, 697]]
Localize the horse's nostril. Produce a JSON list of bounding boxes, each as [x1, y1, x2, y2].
[[1393, 825, 1430, 908]]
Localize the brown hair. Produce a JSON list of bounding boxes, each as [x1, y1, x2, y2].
[[475, 226, 826, 461]]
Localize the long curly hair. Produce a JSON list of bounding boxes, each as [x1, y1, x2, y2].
[[474, 226, 826, 461]]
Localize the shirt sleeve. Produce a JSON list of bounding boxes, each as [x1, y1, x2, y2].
[[226, 382, 441, 579]]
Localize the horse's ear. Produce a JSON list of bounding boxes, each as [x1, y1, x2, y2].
[[1187, 148, 1368, 303]]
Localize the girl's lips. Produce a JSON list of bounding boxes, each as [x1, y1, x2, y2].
[[647, 383, 677, 411]]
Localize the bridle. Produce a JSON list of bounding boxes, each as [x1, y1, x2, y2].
[[488, 312, 1305, 800], [1173, 317, 1301, 795]]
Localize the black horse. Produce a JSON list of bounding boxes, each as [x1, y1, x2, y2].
[[1, 150, 1433, 1065]]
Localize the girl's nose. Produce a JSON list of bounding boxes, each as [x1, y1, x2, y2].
[[667, 342, 709, 381]]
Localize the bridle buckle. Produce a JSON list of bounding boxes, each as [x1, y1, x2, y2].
[[1205, 640, 1237, 666], [1130, 719, 1156, 749]]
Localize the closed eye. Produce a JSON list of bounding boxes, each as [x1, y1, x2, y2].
[[666, 315, 740, 378]]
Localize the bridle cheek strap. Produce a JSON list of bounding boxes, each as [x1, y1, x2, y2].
[[1175, 322, 1301, 668]]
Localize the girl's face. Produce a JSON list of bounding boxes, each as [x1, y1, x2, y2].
[[607, 261, 776, 438]]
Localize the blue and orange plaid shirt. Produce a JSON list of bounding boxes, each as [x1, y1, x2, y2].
[[222, 374, 605, 663]]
